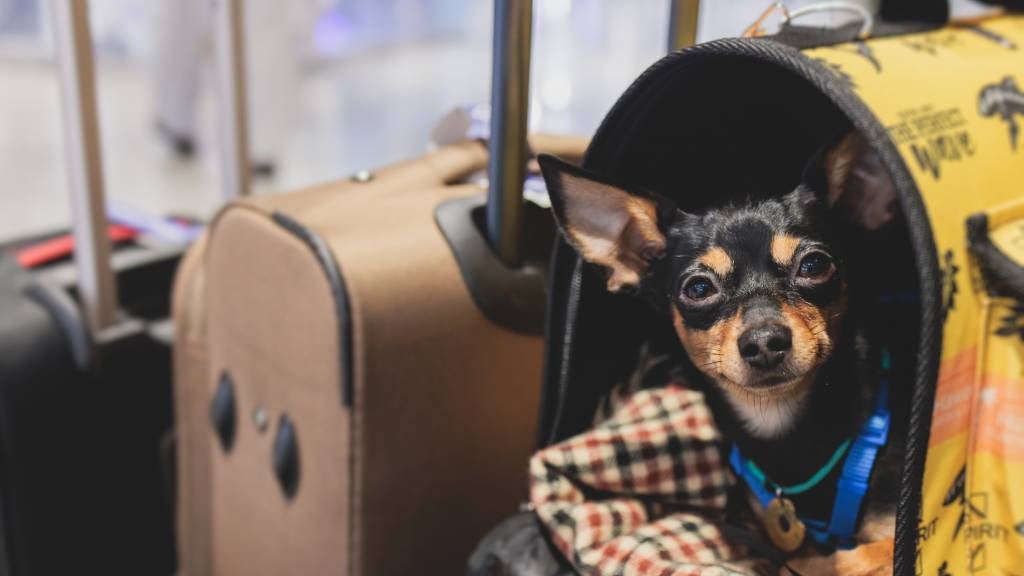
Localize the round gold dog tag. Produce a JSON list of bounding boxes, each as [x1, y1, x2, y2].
[[764, 497, 806, 552]]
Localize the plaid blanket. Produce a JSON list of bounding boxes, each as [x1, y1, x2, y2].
[[529, 383, 765, 576]]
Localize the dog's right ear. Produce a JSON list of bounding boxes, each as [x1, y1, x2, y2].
[[822, 132, 898, 231], [537, 154, 666, 293]]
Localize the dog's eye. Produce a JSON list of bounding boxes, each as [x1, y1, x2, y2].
[[681, 276, 718, 303], [796, 251, 834, 281]]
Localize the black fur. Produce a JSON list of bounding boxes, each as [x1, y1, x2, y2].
[[644, 187, 887, 531], [645, 185, 841, 324], [539, 151, 906, 552]]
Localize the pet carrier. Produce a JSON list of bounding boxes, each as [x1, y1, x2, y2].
[[528, 6, 1024, 576]]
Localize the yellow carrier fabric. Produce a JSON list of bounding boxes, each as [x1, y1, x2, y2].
[[806, 17, 1024, 575], [536, 13, 1024, 575]]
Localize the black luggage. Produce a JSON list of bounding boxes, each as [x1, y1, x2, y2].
[[0, 1, 179, 573], [0, 251, 177, 576]]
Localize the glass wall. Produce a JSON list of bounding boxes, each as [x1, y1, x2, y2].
[[0, 0, 992, 242]]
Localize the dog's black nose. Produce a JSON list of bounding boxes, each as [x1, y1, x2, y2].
[[738, 323, 792, 370]]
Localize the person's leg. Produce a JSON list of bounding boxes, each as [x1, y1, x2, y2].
[[152, 0, 210, 157], [245, 0, 320, 176]]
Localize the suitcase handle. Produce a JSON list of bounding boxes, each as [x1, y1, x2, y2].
[[668, 0, 701, 52], [50, 0, 118, 334], [50, 0, 247, 336], [486, 0, 702, 268], [486, 0, 533, 268], [443, 2, 700, 333], [213, 0, 251, 201]]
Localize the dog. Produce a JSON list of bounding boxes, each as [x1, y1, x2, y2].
[[537, 132, 903, 576]]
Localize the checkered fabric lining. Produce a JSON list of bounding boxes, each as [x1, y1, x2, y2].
[[530, 383, 762, 576]]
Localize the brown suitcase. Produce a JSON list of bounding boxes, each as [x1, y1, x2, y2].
[[172, 133, 586, 575], [170, 0, 596, 570]]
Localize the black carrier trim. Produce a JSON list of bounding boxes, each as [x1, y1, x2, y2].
[[541, 38, 943, 576], [967, 213, 1024, 301], [271, 212, 355, 407]]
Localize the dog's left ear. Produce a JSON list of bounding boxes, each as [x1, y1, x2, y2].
[[821, 132, 899, 231], [537, 154, 666, 293]]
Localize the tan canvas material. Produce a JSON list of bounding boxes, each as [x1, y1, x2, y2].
[[172, 232, 212, 576], [173, 136, 587, 575]]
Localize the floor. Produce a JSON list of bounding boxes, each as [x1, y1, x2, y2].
[[0, 0, 991, 243]]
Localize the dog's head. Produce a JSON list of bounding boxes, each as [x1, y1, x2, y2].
[[538, 132, 896, 438]]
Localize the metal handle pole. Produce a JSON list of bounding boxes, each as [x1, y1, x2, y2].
[[487, 0, 532, 268], [213, 0, 251, 200], [50, 0, 118, 333], [668, 0, 701, 52]]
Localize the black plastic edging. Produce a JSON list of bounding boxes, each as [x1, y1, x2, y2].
[[271, 211, 355, 408]]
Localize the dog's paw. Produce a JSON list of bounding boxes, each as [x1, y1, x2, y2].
[[783, 539, 893, 576]]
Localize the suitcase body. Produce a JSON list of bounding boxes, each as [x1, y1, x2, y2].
[[0, 2, 182, 573], [173, 140, 587, 575], [0, 255, 93, 576], [0, 252, 177, 576]]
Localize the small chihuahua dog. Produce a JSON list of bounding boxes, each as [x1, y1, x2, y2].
[[538, 132, 901, 576]]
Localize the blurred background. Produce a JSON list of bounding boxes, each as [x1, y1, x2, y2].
[[0, 3, 1006, 575], [0, 0, 989, 243]]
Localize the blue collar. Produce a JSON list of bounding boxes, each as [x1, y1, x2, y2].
[[729, 378, 891, 550]]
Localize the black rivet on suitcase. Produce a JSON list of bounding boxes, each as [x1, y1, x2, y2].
[[272, 414, 300, 500], [211, 371, 237, 452]]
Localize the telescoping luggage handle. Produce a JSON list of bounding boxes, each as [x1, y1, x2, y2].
[[50, 0, 116, 335], [213, 0, 251, 202], [50, 0, 249, 337], [442, 0, 700, 334], [486, 0, 702, 268], [486, 0, 531, 268], [434, 0, 550, 334]]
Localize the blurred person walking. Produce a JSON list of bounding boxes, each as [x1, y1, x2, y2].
[[152, 0, 321, 176]]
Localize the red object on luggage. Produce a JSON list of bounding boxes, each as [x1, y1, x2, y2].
[[14, 224, 138, 269]]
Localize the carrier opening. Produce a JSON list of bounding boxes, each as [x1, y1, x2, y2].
[[537, 37, 942, 572]]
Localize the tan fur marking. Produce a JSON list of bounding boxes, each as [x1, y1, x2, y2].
[[796, 298, 844, 355], [674, 306, 811, 437], [698, 246, 733, 277], [788, 538, 894, 576], [858, 513, 896, 543], [770, 234, 802, 267], [780, 302, 823, 372], [672, 288, 849, 438], [673, 305, 808, 401], [777, 298, 847, 384], [672, 307, 744, 385]]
